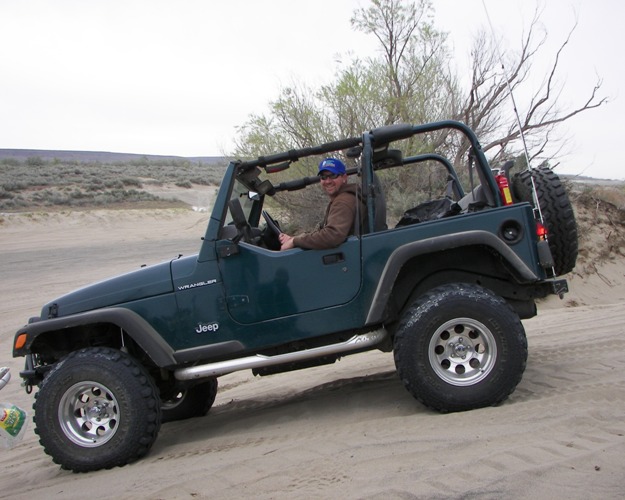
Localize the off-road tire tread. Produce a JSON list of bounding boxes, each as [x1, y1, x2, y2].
[[393, 283, 527, 413], [33, 347, 161, 472], [512, 166, 578, 275]]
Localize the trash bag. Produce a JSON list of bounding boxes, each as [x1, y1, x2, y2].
[[396, 198, 461, 227]]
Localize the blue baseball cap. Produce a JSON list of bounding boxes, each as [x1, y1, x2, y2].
[[318, 158, 346, 176]]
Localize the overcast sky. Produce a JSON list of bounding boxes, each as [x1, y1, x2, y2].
[[1, 0, 622, 179]]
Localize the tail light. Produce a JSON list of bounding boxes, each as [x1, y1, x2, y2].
[[535, 221, 553, 270], [536, 221, 548, 240]]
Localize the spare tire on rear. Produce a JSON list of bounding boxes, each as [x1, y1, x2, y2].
[[511, 166, 578, 276]]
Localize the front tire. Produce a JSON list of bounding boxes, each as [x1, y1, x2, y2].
[[393, 284, 527, 412], [33, 347, 161, 472]]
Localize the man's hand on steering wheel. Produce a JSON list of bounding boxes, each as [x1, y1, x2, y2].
[[262, 210, 281, 236]]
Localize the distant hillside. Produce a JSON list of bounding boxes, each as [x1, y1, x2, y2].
[[0, 148, 226, 165], [2, 149, 622, 184], [0, 149, 228, 211]]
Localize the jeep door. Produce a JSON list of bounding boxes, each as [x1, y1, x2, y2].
[[217, 237, 361, 324]]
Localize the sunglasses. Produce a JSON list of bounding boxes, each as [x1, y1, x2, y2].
[[319, 173, 339, 181]]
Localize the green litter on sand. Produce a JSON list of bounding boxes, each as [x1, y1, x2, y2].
[[0, 402, 28, 448]]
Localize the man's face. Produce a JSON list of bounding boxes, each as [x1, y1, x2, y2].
[[319, 172, 346, 197]]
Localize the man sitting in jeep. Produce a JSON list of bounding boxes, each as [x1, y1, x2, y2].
[[279, 158, 365, 250]]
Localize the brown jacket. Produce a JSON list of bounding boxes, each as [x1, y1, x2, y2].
[[293, 183, 364, 250]]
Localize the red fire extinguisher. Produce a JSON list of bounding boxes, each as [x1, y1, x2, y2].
[[495, 171, 513, 205]]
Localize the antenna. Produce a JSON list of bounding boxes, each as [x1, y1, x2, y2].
[[481, 0, 533, 169], [481, 0, 545, 223]]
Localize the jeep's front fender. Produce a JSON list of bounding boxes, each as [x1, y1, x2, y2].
[[365, 230, 539, 325], [13, 307, 176, 367]]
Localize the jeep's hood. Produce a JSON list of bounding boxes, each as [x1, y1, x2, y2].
[[40, 260, 174, 318]]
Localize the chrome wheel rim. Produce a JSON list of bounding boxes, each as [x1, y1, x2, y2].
[[428, 318, 497, 386], [58, 381, 119, 447]]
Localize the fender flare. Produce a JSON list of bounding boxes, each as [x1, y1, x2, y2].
[[14, 307, 176, 367], [365, 230, 539, 324]]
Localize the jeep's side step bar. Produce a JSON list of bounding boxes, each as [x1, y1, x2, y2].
[[174, 330, 387, 381]]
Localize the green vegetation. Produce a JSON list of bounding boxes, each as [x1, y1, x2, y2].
[[233, 0, 607, 226], [0, 156, 226, 211]]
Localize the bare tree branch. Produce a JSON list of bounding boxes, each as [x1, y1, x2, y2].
[[457, 7, 608, 168]]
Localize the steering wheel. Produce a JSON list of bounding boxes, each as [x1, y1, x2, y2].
[[262, 210, 282, 236]]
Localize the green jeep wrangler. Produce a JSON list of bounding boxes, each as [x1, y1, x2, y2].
[[12, 120, 576, 472]]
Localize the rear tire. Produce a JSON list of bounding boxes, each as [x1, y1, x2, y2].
[[33, 347, 161, 472], [161, 379, 218, 423], [393, 284, 527, 413], [511, 166, 578, 275]]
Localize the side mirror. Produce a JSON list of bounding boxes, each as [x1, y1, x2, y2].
[[248, 179, 274, 200]]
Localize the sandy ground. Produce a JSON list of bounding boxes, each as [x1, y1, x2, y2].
[[1, 208, 624, 499]]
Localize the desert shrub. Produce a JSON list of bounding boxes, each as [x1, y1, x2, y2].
[[585, 185, 625, 210], [26, 156, 45, 167], [86, 180, 104, 191], [121, 177, 142, 188], [70, 189, 87, 200], [92, 189, 161, 205], [104, 180, 124, 189], [0, 196, 27, 210], [2, 181, 28, 192], [188, 176, 213, 186], [143, 179, 164, 186], [129, 156, 151, 167]]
